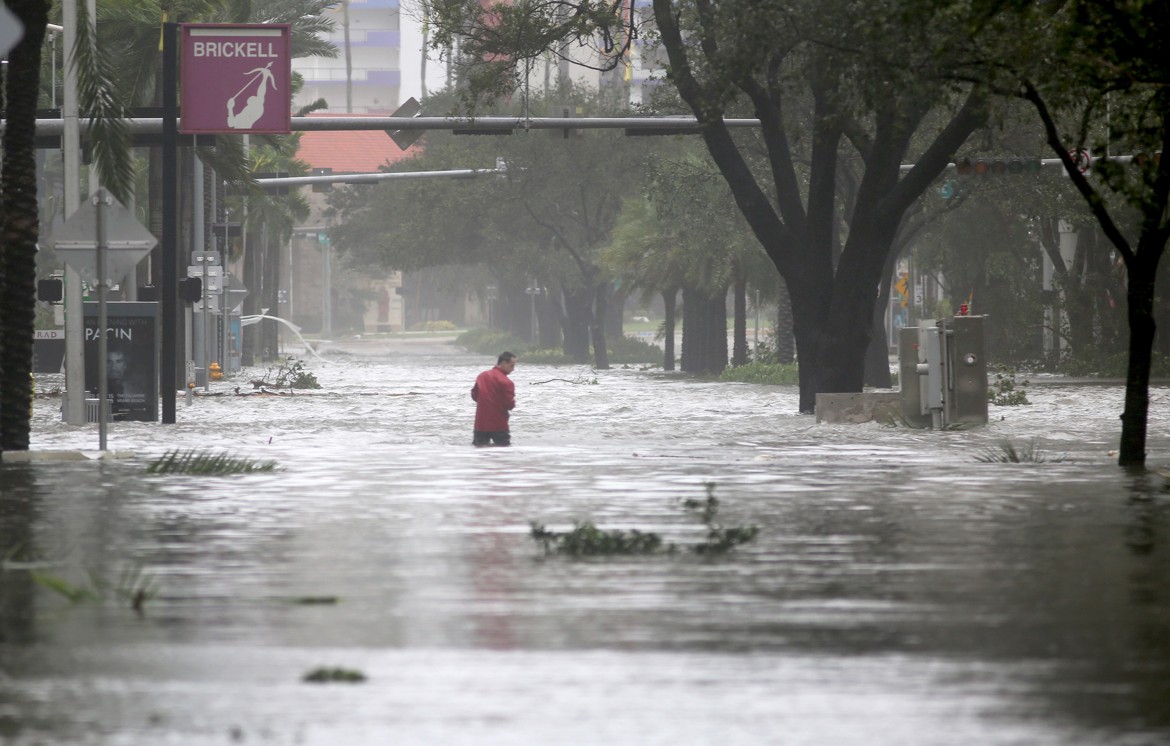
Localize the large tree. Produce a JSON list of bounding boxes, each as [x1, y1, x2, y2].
[[330, 85, 648, 367], [1000, 0, 1170, 466], [426, 0, 998, 412]]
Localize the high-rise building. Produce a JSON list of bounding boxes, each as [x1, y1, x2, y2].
[[292, 0, 404, 114]]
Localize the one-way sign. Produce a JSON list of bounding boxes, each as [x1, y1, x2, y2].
[[1, 3, 25, 57], [47, 194, 158, 285]]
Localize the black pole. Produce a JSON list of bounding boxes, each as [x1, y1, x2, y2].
[[161, 22, 178, 423]]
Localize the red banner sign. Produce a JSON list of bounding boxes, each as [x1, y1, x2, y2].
[[180, 23, 291, 135]]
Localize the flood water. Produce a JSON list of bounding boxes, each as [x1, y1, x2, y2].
[[3, 336, 1170, 745]]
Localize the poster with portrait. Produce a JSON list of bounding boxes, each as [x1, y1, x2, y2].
[[84, 302, 159, 422]]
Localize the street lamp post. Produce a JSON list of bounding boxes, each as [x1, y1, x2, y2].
[[525, 282, 545, 344]]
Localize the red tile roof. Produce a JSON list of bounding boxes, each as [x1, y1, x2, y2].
[[297, 113, 421, 174]]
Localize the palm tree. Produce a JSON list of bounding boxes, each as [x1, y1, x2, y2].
[[602, 197, 686, 370], [1, 0, 50, 450]]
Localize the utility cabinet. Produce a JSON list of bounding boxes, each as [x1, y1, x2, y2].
[[898, 315, 988, 428]]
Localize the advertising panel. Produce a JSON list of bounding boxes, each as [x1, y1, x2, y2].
[[84, 303, 160, 422]]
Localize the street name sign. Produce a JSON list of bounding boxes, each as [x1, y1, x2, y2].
[[180, 23, 291, 135]]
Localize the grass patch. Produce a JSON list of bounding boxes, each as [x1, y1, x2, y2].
[[975, 439, 1066, 463], [408, 319, 457, 332], [455, 328, 662, 365], [31, 564, 160, 614], [146, 450, 279, 475], [720, 362, 799, 385]]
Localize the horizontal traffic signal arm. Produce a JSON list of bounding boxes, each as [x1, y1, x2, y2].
[[947, 153, 1159, 175], [22, 115, 762, 140]]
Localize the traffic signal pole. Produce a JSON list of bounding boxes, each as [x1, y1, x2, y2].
[[161, 22, 179, 424]]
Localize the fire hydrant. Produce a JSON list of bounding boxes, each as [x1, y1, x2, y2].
[[209, 361, 224, 381]]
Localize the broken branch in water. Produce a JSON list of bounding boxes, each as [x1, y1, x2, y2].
[[531, 375, 598, 385]]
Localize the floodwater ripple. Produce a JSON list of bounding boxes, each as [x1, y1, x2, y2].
[[3, 341, 1170, 744]]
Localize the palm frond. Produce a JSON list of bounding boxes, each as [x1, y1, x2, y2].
[[74, 1, 135, 201], [145, 449, 280, 474]]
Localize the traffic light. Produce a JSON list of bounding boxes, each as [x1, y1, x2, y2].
[[954, 158, 1042, 176], [549, 104, 582, 139], [312, 167, 333, 193], [37, 278, 64, 303], [178, 277, 202, 303]]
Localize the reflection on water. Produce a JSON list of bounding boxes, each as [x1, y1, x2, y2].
[[3, 340, 1170, 744]]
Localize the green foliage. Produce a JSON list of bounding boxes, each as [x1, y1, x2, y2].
[[31, 564, 160, 612], [531, 483, 759, 557], [530, 522, 667, 556], [145, 450, 279, 475], [456, 329, 528, 356], [1056, 350, 1170, 379], [606, 335, 663, 365], [683, 483, 761, 555], [456, 329, 661, 365], [302, 667, 366, 683], [274, 359, 322, 390], [975, 440, 1065, 463], [30, 572, 100, 604], [520, 348, 579, 365], [720, 362, 799, 385], [408, 320, 458, 332], [988, 368, 1030, 406]]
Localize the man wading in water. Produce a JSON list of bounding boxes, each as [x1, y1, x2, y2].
[[471, 352, 517, 446]]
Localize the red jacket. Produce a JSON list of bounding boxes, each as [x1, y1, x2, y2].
[[471, 366, 515, 431]]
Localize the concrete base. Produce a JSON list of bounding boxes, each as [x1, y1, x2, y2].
[[1, 450, 136, 463], [815, 392, 904, 424]]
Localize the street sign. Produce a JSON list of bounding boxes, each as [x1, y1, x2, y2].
[[387, 97, 424, 150], [191, 251, 221, 265], [1, 3, 23, 57], [224, 273, 248, 311], [188, 265, 223, 293], [47, 195, 157, 285], [180, 23, 291, 135]]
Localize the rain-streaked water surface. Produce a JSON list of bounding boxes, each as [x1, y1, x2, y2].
[[3, 336, 1170, 745]]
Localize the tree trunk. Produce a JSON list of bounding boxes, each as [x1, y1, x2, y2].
[[863, 251, 899, 388], [680, 286, 727, 374], [862, 303, 892, 388], [732, 268, 748, 366], [606, 283, 628, 340], [788, 272, 831, 413], [774, 281, 794, 364], [537, 290, 561, 348], [1118, 252, 1161, 466], [662, 288, 677, 371], [262, 226, 280, 360], [241, 226, 258, 367], [0, 0, 47, 450], [592, 282, 610, 369], [812, 219, 901, 404], [561, 287, 592, 362]]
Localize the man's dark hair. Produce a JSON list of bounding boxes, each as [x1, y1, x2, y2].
[[498, 351, 516, 365]]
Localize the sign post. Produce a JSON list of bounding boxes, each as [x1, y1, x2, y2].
[[47, 189, 158, 444]]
